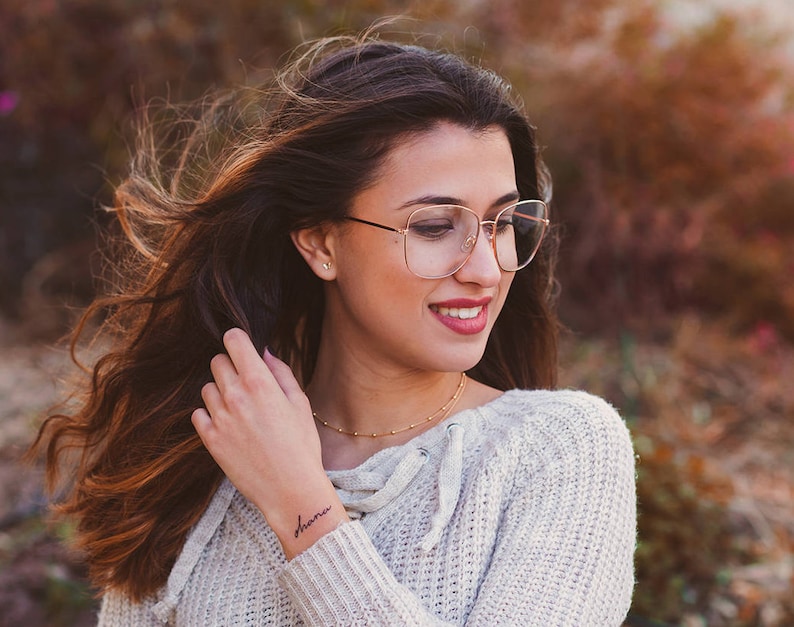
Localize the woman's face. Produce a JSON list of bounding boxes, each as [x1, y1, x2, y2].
[[323, 122, 519, 375]]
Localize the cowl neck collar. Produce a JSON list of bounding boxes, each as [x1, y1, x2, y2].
[[327, 390, 515, 551]]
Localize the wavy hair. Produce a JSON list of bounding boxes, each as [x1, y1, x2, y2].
[[33, 32, 559, 600]]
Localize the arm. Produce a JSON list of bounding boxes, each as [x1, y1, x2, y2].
[[465, 394, 637, 625], [279, 520, 452, 625], [192, 328, 349, 560], [279, 393, 636, 626]]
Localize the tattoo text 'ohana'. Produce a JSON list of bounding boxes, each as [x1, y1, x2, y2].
[[294, 505, 333, 538]]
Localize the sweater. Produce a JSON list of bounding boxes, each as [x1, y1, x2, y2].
[[97, 389, 637, 626]]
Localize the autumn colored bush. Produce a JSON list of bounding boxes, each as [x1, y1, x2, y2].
[[526, 5, 794, 338], [633, 436, 736, 621], [560, 317, 794, 625]]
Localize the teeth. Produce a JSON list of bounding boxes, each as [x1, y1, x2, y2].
[[431, 305, 483, 319]]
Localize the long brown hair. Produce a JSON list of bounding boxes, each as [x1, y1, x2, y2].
[[33, 32, 559, 601]]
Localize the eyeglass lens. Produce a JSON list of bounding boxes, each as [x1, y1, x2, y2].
[[404, 200, 547, 279]]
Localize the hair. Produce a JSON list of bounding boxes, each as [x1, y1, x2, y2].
[[32, 32, 559, 600]]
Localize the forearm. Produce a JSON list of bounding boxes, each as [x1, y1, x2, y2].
[[279, 521, 451, 626]]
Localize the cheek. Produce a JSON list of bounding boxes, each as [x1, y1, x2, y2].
[[492, 272, 516, 316], [335, 232, 423, 306], [337, 228, 403, 275]]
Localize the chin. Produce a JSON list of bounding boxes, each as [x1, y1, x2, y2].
[[427, 345, 488, 374]]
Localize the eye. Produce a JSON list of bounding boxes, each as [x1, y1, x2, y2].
[[409, 218, 457, 240], [494, 215, 514, 235]]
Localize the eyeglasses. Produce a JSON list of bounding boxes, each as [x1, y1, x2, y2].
[[344, 200, 549, 279]]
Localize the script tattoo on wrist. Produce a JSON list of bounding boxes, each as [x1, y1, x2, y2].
[[294, 505, 333, 538]]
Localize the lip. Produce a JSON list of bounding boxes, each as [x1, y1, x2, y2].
[[429, 297, 492, 335]]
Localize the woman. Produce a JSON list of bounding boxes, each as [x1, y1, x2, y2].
[[37, 33, 636, 625]]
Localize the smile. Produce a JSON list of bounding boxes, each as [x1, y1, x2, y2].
[[428, 300, 490, 335], [429, 305, 484, 319]]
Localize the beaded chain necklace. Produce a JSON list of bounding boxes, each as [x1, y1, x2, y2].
[[312, 372, 467, 438]]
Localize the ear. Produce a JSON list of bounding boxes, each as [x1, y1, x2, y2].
[[290, 225, 337, 280]]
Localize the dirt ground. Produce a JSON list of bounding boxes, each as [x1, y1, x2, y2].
[[0, 320, 98, 626]]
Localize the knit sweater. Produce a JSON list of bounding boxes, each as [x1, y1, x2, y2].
[[97, 389, 637, 626]]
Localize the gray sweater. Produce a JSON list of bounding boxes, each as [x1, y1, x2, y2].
[[98, 389, 637, 626]]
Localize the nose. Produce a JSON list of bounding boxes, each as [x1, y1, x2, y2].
[[453, 224, 502, 286]]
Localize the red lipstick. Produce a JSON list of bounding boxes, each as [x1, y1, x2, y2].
[[428, 297, 491, 335]]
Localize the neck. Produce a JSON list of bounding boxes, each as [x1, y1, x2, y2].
[[306, 351, 465, 469], [313, 372, 466, 438]]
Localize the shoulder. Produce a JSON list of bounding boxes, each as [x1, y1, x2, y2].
[[491, 388, 620, 418], [480, 388, 629, 443], [466, 389, 634, 473]]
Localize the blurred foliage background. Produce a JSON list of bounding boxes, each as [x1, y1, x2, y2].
[[0, 0, 792, 625]]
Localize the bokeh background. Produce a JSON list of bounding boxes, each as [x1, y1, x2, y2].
[[1, 0, 792, 625]]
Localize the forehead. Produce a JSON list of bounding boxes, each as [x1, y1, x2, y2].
[[358, 122, 517, 212]]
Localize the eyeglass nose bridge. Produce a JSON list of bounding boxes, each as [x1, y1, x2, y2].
[[459, 217, 498, 256], [460, 232, 477, 253]]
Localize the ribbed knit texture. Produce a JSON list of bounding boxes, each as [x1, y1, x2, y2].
[[97, 389, 637, 626]]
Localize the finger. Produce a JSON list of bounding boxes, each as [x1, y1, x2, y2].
[[263, 348, 305, 402], [191, 407, 214, 440], [200, 381, 225, 417], [209, 353, 237, 395], [223, 328, 275, 386]]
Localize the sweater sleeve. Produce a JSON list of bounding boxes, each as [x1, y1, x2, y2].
[[465, 392, 637, 625], [279, 520, 448, 625], [279, 392, 637, 626]]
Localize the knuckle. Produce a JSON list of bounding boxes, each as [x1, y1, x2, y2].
[[239, 370, 266, 391], [223, 385, 248, 409]]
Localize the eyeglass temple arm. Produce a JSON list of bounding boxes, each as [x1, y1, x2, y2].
[[344, 216, 405, 234], [512, 211, 550, 225]]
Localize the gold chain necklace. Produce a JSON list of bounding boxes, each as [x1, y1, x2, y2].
[[312, 372, 467, 438]]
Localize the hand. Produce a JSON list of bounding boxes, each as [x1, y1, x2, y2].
[[192, 328, 347, 558]]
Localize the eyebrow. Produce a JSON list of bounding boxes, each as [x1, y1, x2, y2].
[[397, 190, 521, 211]]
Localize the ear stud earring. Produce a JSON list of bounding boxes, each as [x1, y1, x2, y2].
[[322, 261, 332, 271]]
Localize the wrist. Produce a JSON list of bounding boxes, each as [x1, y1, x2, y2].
[[255, 477, 349, 560]]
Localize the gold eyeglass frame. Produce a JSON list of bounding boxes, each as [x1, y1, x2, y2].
[[344, 199, 549, 279]]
